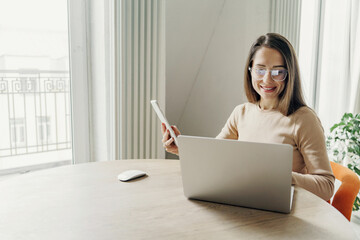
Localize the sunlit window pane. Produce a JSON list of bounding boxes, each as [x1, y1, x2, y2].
[[0, 0, 72, 170]]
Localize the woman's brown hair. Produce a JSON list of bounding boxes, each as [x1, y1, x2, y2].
[[244, 33, 307, 116]]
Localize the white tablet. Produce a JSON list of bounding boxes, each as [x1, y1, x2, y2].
[[150, 100, 179, 146]]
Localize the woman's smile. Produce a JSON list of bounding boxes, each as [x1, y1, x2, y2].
[[260, 85, 277, 92]]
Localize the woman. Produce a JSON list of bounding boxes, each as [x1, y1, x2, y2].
[[162, 33, 334, 201]]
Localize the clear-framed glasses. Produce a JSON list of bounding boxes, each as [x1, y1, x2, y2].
[[248, 67, 288, 82]]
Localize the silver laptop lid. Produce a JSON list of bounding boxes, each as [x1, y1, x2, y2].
[[178, 135, 293, 213]]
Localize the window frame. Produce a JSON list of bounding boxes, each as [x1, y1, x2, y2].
[[67, 0, 91, 164]]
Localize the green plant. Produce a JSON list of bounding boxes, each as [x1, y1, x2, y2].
[[326, 113, 360, 211]]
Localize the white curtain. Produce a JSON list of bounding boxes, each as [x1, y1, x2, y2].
[[350, 0, 360, 114], [316, 0, 360, 132], [119, 0, 166, 159], [270, 0, 301, 53]]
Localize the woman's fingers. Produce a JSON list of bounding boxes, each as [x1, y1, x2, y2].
[[167, 147, 178, 155], [163, 137, 174, 147], [160, 124, 179, 156], [163, 136, 179, 155], [162, 129, 170, 143], [165, 144, 178, 155], [171, 125, 181, 136], [161, 123, 166, 135], [162, 131, 175, 148]]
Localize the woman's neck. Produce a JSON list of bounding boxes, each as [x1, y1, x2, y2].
[[259, 99, 279, 110]]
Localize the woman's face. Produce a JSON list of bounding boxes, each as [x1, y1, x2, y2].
[[251, 47, 287, 103]]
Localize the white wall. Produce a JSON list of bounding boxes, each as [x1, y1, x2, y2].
[[166, 0, 271, 139], [86, 0, 272, 160]]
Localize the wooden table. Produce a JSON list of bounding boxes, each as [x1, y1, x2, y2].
[[0, 160, 357, 239]]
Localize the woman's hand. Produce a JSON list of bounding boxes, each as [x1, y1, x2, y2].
[[161, 123, 181, 155]]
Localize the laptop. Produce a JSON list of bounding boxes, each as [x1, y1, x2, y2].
[[177, 135, 294, 213]]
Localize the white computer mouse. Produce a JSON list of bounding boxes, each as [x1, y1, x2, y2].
[[118, 170, 147, 182]]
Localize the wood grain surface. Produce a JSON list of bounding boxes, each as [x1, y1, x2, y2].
[[0, 159, 357, 240]]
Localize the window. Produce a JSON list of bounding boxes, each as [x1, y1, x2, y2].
[[10, 118, 25, 147], [0, 0, 74, 172], [37, 116, 51, 144]]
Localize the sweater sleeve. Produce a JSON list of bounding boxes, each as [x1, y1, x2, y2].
[[292, 108, 335, 201], [215, 106, 241, 140]]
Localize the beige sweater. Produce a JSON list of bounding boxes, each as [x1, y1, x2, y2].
[[216, 102, 335, 201]]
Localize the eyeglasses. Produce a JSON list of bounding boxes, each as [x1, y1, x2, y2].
[[248, 67, 288, 82]]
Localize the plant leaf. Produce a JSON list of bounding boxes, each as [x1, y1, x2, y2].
[[354, 166, 360, 176], [330, 124, 339, 132], [353, 196, 360, 211]]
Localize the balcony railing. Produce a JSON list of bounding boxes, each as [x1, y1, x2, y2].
[[0, 70, 72, 158]]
